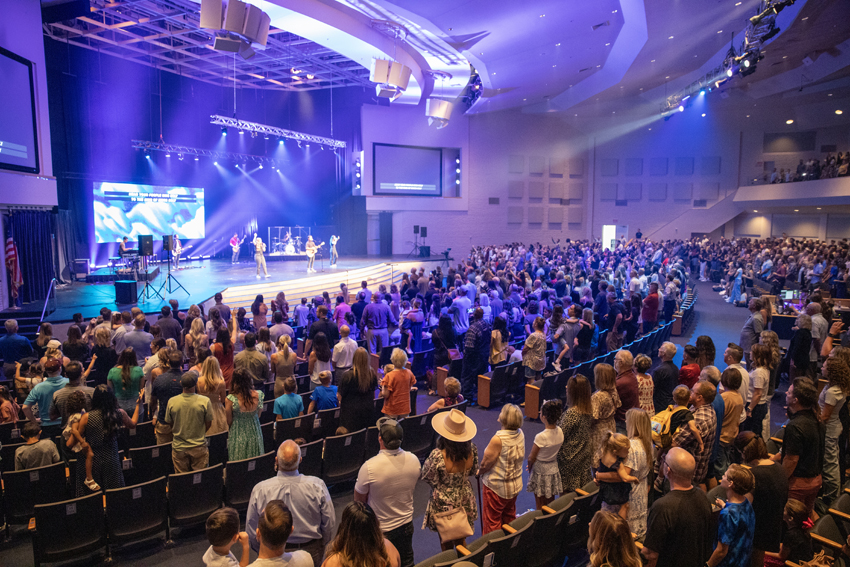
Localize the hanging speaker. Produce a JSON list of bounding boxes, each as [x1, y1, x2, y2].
[[163, 235, 173, 251], [199, 0, 225, 29], [139, 235, 154, 256]]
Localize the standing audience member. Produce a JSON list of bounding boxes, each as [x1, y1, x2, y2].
[[426, 377, 465, 413], [166, 372, 213, 473], [818, 357, 850, 505], [614, 350, 639, 424], [15, 421, 61, 470], [527, 400, 565, 509], [743, 343, 771, 437], [308, 332, 333, 391], [270, 335, 298, 398], [151, 351, 185, 445], [23, 359, 67, 430], [331, 325, 358, 376], [323, 502, 401, 567], [590, 364, 621, 461], [678, 345, 701, 389], [212, 328, 235, 389], [672, 380, 717, 489], [558, 374, 594, 493], [460, 308, 491, 402], [714, 368, 744, 482], [307, 370, 338, 413], [234, 333, 270, 387], [0, 320, 34, 379], [247, 440, 336, 567], [381, 349, 416, 419], [740, 298, 764, 369], [634, 354, 655, 415], [338, 348, 378, 432], [354, 418, 420, 567], [652, 342, 678, 412], [198, 357, 229, 436], [108, 348, 143, 413], [49, 360, 94, 426], [624, 408, 652, 538], [226, 368, 264, 462], [706, 464, 756, 567], [522, 316, 547, 384], [479, 404, 526, 533]]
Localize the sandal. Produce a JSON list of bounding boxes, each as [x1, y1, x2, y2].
[[85, 478, 101, 492]]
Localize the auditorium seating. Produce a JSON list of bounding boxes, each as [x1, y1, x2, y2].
[[225, 451, 276, 513], [167, 463, 225, 532], [104, 476, 169, 552], [32, 492, 107, 567]]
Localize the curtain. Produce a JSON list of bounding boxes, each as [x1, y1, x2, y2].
[[8, 211, 55, 304], [56, 209, 78, 283]]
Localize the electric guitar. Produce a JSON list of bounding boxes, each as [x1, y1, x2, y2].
[[306, 242, 325, 259], [174, 244, 192, 256], [231, 236, 246, 253]]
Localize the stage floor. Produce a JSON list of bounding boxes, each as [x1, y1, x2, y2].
[[42, 255, 444, 322]]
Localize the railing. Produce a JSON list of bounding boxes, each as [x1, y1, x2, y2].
[[40, 278, 58, 323]]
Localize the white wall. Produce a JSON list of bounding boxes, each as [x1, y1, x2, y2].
[[733, 212, 850, 240]]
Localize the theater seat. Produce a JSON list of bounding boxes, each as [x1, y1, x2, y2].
[[225, 451, 276, 514], [32, 492, 107, 567], [167, 464, 224, 531], [105, 476, 169, 550], [322, 428, 367, 486], [3, 461, 67, 528], [298, 438, 324, 478]]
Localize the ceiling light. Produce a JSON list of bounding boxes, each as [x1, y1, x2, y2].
[[702, 113, 706, 117], [754, 210, 758, 212], [605, 43, 610, 46], [746, 115, 750, 117], [794, 209, 799, 212], [612, 9, 618, 13], [783, 56, 788, 59], [717, 30, 723, 33], [735, 1, 742, 4], [651, 59, 656, 62], [666, 76, 670, 79], [786, 119, 794, 124], [552, 65, 556, 67], [818, 207, 822, 210], [829, 93, 833, 96], [668, 36, 674, 39], [837, 110, 844, 115], [802, 16, 808, 20], [597, 65, 601, 68], [539, 14, 545, 17], [555, 43, 561, 46]]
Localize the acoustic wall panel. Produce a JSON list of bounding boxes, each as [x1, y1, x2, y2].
[[568, 207, 584, 223], [529, 156, 546, 175], [701, 156, 721, 176], [568, 183, 585, 200], [507, 206, 523, 223], [625, 158, 643, 177], [548, 207, 564, 224], [528, 207, 544, 224], [549, 158, 564, 176], [698, 182, 719, 201], [624, 183, 642, 201], [649, 158, 668, 176], [674, 157, 694, 176], [508, 180, 524, 199], [528, 181, 545, 199], [600, 158, 619, 177], [508, 155, 525, 174], [549, 182, 565, 200], [648, 183, 667, 201], [569, 159, 585, 176], [673, 182, 693, 201], [599, 183, 617, 201]]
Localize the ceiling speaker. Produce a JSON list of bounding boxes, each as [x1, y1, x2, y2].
[[242, 4, 270, 46], [426, 98, 453, 129], [199, 0, 224, 30], [213, 36, 243, 53], [371, 59, 412, 99]]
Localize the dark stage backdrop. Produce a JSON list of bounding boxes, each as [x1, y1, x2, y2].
[[45, 40, 378, 265]]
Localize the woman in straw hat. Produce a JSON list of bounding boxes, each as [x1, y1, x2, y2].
[[421, 408, 479, 551]]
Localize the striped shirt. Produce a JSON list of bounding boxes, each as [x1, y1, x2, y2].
[[483, 429, 526, 499]]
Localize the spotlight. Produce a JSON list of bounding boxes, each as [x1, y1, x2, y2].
[[355, 172, 361, 178], [456, 179, 460, 185], [235, 163, 239, 168], [743, 60, 750, 68], [786, 119, 794, 124], [165, 153, 171, 158], [702, 113, 706, 117], [194, 156, 199, 161], [678, 105, 684, 112], [455, 158, 460, 164], [726, 68, 734, 77], [456, 168, 460, 173], [356, 161, 361, 168], [264, 133, 269, 140], [321, 146, 325, 150], [145, 154, 151, 160], [221, 126, 227, 136], [700, 90, 705, 95], [279, 139, 284, 145], [259, 164, 263, 169], [306, 143, 310, 148], [214, 161, 218, 165], [239, 130, 244, 135]]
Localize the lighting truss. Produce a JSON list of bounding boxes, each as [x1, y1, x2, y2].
[[209, 115, 346, 148], [131, 140, 286, 166]]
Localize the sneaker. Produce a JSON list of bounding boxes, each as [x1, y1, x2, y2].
[[256, 275, 260, 279], [85, 478, 101, 492], [265, 274, 270, 278], [553, 362, 562, 372]]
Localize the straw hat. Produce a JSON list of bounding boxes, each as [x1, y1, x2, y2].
[[431, 408, 477, 442]]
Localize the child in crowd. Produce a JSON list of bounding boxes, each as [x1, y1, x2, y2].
[[203, 507, 250, 567], [308, 370, 338, 413], [657, 385, 705, 454], [15, 421, 61, 471], [593, 431, 638, 520], [527, 399, 565, 509], [250, 500, 312, 567], [273, 377, 304, 420], [62, 390, 100, 492], [678, 345, 701, 389], [335, 426, 349, 436], [764, 499, 814, 566], [427, 377, 465, 412], [708, 464, 756, 567]]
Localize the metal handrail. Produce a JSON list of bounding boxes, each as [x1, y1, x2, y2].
[[40, 278, 58, 323]]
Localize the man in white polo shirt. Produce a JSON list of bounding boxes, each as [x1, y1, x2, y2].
[[354, 417, 421, 567]]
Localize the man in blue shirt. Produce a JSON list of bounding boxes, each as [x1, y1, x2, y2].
[[23, 359, 68, 428], [0, 319, 33, 379]]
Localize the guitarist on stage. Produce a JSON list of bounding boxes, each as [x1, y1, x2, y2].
[[305, 235, 325, 273], [253, 233, 270, 279], [230, 232, 246, 264], [173, 235, 182, 269]]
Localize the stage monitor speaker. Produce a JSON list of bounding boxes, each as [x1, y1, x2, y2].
[[419, 246, 430, 258], [139, 235, 153, 256], [163, 235, 173, 251], [115, 280, 137, 305], [421, 227, 428, 238], [413, 225, 419, 234], [72, 259, 89, 280]]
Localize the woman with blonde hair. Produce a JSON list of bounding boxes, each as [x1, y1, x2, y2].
[[819, 357, 850, 504], [185, 317, 208, 365], [633, 354, 654, 415], [198, 356, 228, 435], [479, 404, 525, 533], [90, 326, 118, 385], [624, 408, 652, 538], [39, 341, 70, 368], [271, 334, 298, 398], [590, 363, 621, 462], [587, 510, 642, 567]]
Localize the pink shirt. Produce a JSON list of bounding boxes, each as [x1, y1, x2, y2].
[[333, 303, 352, 327]]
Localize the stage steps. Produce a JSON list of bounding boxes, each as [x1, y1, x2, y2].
[[214, 261, 428, 313]]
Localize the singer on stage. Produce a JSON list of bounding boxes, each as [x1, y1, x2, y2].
[[172, 235, 182, 269], [329, 234, 339, 267], [254, 233, 269, 278]]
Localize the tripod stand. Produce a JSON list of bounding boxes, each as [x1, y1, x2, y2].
[[137, 254, 163, 302], [407, 233, 421, 258], [155, 248, 188, 296]]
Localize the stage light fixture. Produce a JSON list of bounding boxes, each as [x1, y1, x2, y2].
[[279, 139, 284, 145], [214, 161, 218, 165], [259, 164, 263, 169], [239, 130, 244, 135], [702, 113, 706, 117], [211, 116, 345, 149], [166, 153, 171, 157], [306, 143, 310, 148], [194, 156, 199, 161], [356, 172, 361, 178], [145, 154, 151, 160], [178, 153, 184, 161], [744, 59, 750, 68], [456, 168, 460, 173], [297, 141, 302, 148], [678, 105, 684, 112], [264, 133, 269, 140], [221, 126, 227, 136], [700, 90, 705, 95], [726, 68, 734, 77], [456, 158, 460, 164]]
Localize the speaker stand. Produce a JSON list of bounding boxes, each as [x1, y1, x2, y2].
[[155, 250, 188, 296], [137, 255, 163, 302], [407, 234, 421, 258]]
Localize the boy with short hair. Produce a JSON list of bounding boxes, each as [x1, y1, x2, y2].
[[707, 464, 756, 567], [250, 500, 312, 567], [308, 370, 338, 413], [670, 384, 705, 454], [203, 507, 250, 567], [273, 377, 304, 421], [15, 421, 61, 470]]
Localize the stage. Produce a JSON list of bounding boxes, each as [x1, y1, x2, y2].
[[42, 255, 445, 323]]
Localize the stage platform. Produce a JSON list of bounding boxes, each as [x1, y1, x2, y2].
[[38, 255, 445, 324]]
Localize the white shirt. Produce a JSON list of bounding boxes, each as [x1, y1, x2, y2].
[[749, 367, 769, 406], [247, 552, 312, 567], [533, 426, 565, 463], [203, 546, 239, 567], [355, 448, 421, 531], [332, 336, 358, 369], [629, 277, 642, 296]]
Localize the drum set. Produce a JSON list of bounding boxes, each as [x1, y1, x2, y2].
[[268, 226, 311, 256]]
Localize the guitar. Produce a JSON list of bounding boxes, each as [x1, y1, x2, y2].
[[174, 244, 192, 256], [231, 236, 246, 253], [306, 242, 325, 259]]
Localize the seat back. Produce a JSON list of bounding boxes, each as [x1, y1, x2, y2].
[[167, 463, 224, 527], [378, 345, 395, 367], [365, 426, 380, 459], [812, 514, 848, 564], [829, 492, 850, 539], [0, 441, 26, 472], [487, 517, 536, 567], [485, 363, 510, 408], [125, 420, 156, 449], [400, 412, 436, 461], [125, 443, 172, 486], [448, 358, 463, 379], [32, 492, 106, 566], [225, 451, 276, 513], [275, 413, 316, 443], [322, 428, 367, 486], [409, 321, 424, 353], [3, 461, 68, 523], [313, 407, 341, 440], [259, 399, 276, 424], [525, 501, 575, 567], [105, 476, 168, 546], [411, 349, 434, 380], [207, 430, 230, 467], [298, 438, 323, 478], [413, 549, 458, 567], [261, 421, 276, 453]]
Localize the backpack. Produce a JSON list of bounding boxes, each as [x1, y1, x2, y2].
[[651, 405, 689, 451]]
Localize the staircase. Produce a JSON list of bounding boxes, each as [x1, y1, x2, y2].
[[0, 308, 43, 341], [645, 191, 743, 241]]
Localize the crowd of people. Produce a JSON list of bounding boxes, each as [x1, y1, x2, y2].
[[3, 233, 850, 566], [759, 153, 850, 185]]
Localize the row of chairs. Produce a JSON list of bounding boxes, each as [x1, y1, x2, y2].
[[414, 482, 602, 567]]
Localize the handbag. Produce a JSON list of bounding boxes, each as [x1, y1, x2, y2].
[[433, 505, 473, 543], [800, 551, 833, 567], [448, 348, 461, 360]]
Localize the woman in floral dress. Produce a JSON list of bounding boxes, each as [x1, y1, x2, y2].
[[590, 363, 621, 466], [558, 374, 594, 493], [421, 409, 480, 551], [225, 368, 264, 461]]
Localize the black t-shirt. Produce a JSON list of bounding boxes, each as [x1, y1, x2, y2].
[[652, 361, 679, 412], [668, 408, 694, 436], [750, 462, 789, 551], [783, 525, 814, 563], [782, 408, 825, 478], [644, 487, 713, 567], [576, 325, 593, 349], [607, 301, 625, 331]]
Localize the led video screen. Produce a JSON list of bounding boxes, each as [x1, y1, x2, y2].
[[0, 46, 39, 174], [373, 143, 442, 197]]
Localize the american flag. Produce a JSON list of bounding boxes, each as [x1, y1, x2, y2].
[[5, 226, 22, 300]]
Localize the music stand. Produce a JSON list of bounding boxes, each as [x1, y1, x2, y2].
[[155, 246, 188, 296]]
